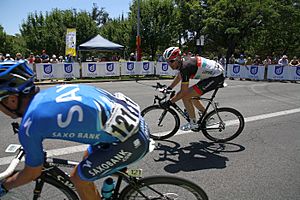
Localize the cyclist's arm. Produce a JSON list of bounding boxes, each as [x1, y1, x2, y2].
[[2, 164, 43, 190], [170, 81, 189, 103], [168, 73, 181, 89]]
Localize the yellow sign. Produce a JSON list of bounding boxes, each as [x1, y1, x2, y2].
[[65, 28, 76, 56]]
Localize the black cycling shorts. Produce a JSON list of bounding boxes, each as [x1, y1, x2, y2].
[[77, 118, 150, 181], [192, 74, 225, 95]]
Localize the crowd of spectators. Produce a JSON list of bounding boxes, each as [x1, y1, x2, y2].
[[0, 50, 75, 64], [218, 54, 299, 80]]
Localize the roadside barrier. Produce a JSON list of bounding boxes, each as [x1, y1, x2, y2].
[[27, 62, 300, 81]]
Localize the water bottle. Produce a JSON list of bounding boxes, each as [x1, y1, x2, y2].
[[101, 177, 115, 199]]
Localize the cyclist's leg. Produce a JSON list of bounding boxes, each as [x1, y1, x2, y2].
[[191, 74, 225, 115], [70, 151, 101, 200], [192, 98, 205, 113]]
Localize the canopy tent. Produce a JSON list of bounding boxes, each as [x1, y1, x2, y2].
[[78, 34, 124, 51]]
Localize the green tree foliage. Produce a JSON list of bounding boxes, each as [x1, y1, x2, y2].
[[1, 0, 299, 60], [203, 0, 268, 59], [128, 0, 178, 59], [247, 0, 300, 57], [20, 9, 98, 57], [0, 25, 8, 53], [99, 17, 130, 55], [91, 3, 111, 27]]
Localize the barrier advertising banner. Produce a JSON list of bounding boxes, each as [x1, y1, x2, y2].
[[289, 66, 300, 80], [82, 63, 100, 77], [121, 62, 137, 75], [267, 65, 300, 80], [243, 65, 265, 80], [103, 62, 120, 76], [36, 63, 80, 80], [267, 65, 289, 80], [156, 62, 176, 76], [227, 64, 245, 78]]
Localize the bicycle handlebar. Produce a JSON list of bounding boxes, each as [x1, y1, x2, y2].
[[0, 148, 23, 180]]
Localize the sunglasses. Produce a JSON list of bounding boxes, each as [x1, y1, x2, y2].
[[0, 94, 9, 102]]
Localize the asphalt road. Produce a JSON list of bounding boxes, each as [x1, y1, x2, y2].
[[0, 79, 299, 200]]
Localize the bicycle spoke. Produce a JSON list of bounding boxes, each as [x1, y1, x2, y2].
[[202, 108, 244, 142]]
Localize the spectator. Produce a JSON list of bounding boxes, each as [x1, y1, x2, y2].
[[278, 55, 289, 65], [91, 56, 97, 62], [246, 56, 252, 65], [228, 54, 236, 64], [27, 53, 35, 64], [263, 56, 272, 66], [15, 53, 25, 61], [41, 50, 50, 63], [50, 55, 58, 63], [236, 54, 247, 80], [263, 56, 272, 81], [129, 53, 136, 61], [65, 54, 74, 63], [271, 53, 279, 64], [289, 56, 299, 83], [228, 54, 236, 80], [219, 55, 226, 67], [34, 55, 42, 63], [253, 55, 263, 65], [289, 56, 299, 66], [58, 56, 64, 62], [236, 54, 247, 65], [4, 54, 14, 61], [0, 53, 4, 62], [218, 55, 227, 77]]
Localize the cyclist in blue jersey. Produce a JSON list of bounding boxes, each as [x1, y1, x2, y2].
[[162, 47, 225, 131], [0, 61, 152, 200]]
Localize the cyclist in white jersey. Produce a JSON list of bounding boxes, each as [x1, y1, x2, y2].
[[0, 61, 152, 200], [162, 47, 225, 131]]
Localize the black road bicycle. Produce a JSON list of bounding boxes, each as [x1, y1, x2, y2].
[[141, 82, 245, 142], [0, 122, 208, 200]]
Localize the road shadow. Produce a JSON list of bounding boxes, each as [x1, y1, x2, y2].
[[153, 140, 245, 173]]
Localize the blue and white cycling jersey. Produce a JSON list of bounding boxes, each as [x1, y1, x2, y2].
[[18, 84, 140, 167]]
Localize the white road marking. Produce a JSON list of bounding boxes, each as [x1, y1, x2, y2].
[[1, 108, 300, 166]]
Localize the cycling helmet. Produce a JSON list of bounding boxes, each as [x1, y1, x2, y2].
[[163, 47, 181, 61], [0, 61, 35, 100]]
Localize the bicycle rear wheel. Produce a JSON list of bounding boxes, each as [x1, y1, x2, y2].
[[119, 175, 208, 200], [2, 174, 79, 200], [141, 105, 180, 140], [202, 107, 245, 142]]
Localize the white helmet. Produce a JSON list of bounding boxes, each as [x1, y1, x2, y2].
[[163, 47, 181, 61]]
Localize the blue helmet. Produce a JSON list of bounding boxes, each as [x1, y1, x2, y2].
[[0, 61, 35, 100]]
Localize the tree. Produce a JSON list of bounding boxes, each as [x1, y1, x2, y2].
[[203, 0, 267, 59], [247, 0, 300, 57], [20, 9, 99, 57], [91, 3, 111, 27], [128, 0, 177, 59]]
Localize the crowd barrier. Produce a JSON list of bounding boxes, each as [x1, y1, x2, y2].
[[27, 62, 300, 81]]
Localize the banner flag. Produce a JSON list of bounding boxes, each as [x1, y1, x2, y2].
[[65, 28, 76, 56]]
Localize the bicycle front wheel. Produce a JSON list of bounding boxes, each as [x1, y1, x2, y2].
[[119, 175, 208, 200], [202, 107, 245, 142], [141, 105, 180, 140]]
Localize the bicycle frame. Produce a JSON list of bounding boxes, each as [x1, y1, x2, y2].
[[0, 144, 150, 200], [153, 84, 223, 126]]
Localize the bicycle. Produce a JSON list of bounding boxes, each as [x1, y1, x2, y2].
[[141, 82, 245, 142], [0, 122, 209, 200]]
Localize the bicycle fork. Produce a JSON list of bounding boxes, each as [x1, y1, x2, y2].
[[157, 110, 168, 127]]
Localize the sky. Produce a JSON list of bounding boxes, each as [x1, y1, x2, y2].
[[0, 0, 132, 35]]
